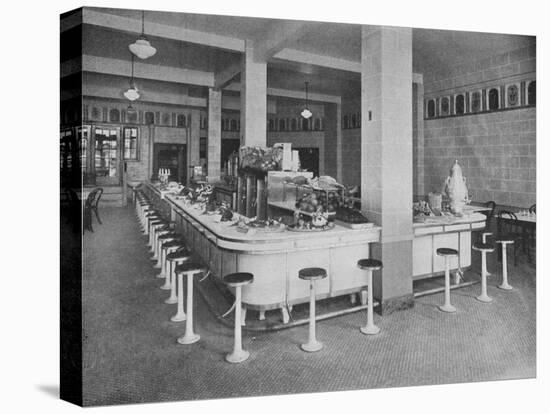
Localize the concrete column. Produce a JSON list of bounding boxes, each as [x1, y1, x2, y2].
[[240, 40, 267, 147], [187, 109, 201, 184], [207, 88, 222, 182], [413, 76, 425, 198], [361, 25, 414, 314]]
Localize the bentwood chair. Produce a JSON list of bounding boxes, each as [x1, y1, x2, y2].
[[84, 187, 103, 233], [478, 200, 496, 244], [497, 211, 528, 265]]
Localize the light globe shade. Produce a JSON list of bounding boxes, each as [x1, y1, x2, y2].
[[129, 38, 157, 59], [300, 108, 313, 119], [124, 87, 140, 101]]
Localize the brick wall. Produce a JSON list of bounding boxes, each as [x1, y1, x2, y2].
[[423, 42, 536, 208], [423, 108, 536, 207]]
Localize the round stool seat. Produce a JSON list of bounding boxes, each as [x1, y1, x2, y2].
[[473, 242, 495, 252], [298, 267, 327, 281], [357, 258, 383, 270], [167, 248, 191, 260], [495, 235, 516, 244], [223, 272, 254, 287], [175, 261, 207, 274], [158, 232, 176, 240], [162, 240, 185, 249], [436, 247, 458, 257]]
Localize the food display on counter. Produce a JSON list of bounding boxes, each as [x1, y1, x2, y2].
[[413, 200, 435, 218], [202, 201, 234, 221], [234, 216, 285, 233], [333, 206, 373, 229], [239, 146, 284, 173], [334, 206, 369, 223], [160, 181, 183, 191], [293, 187, 342, 214], [288, 213, 335, 232]]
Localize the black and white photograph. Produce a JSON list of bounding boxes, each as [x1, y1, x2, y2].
[[3, 1, 547, 413]]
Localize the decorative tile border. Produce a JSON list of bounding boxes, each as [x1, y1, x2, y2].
[[425, 79, 535, 120], [267, 116, 325, 132], [342, 112, 361, 129]]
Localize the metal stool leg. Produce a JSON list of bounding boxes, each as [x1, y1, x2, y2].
[[178, 271, 200, 344], [498, 243, 513, 290], [301, 280, 323, 352], [159, 246, 171, 286], [226, 285, 250, 363], [361, 269, 382, 333], [170, 273, 186, 322], [438, 257, 457, 313], [476, 251, 493, 303], [482, 233, 492, 276], [165, 260, 178, 304]]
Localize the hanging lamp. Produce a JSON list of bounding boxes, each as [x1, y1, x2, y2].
[[124, 54, 140, 101], [129, 10, 157, 59], [300, 81, 313, 119]]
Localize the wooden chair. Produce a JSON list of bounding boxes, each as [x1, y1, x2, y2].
[[84, 188, 103, 233], [496, 210, 528, 265], [478, 200, 496, 244]]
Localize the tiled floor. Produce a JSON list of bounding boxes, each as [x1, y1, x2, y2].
[[80, 206, 536, 406]]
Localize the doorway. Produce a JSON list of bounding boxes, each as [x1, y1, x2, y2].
[[153, 143, 187, 183], [296, 147, 319, 177]]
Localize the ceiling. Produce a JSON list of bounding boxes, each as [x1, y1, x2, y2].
[[76, 7, 535, 100]]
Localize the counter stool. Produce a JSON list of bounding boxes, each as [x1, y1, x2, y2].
[[481, 232, 493, 276], [435, 248, 458, 313], [153, 228, 174, 264], [149, 221, 168, 253], [145, 214, 163, 242], [495, 237, 514, 290], [473, 242, 496, 303], [144, 211, 161, 236], [175, 261, 207, 345], [298, 267, 327, 352], [165, 247, 192, 305], [223, 272, 254, 363], [137, 204, 151, 232], [157, 236, 184, 290], [357, 259, 383, 332]]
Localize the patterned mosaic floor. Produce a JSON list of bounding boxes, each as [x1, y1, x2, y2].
[[80, 206, 536, 406]]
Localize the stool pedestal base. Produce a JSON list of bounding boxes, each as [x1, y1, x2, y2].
[[498, 283, 513, 291], [225, 349, 250, 363], [165, 297, 178, 305], [177, 333, 200, 345], [360, 325, 381, 335], [438, 304, 457, 313], [170, 314, 186, 322], [476, 294, 493, 303], [301, 340, 323, 353]]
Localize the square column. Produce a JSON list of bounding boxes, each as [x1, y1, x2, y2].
[[361, 25, 414, 314], [413, 75, 425, 198], [335, 103, 343, 183], [187, 109, 201, 184], [240, 40, 267, 147], [207, 88, 222, 182]]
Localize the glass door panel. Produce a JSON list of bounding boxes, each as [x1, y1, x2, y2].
[[94, 126, 120, 186], [78, 126, 90, 184]]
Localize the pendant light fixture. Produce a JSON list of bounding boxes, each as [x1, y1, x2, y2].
[[124, 54, 140, 101], [300, 81, 313, 119], [129, 10, 157, 60]]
